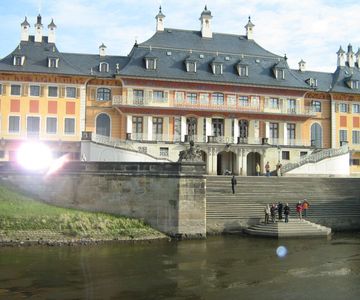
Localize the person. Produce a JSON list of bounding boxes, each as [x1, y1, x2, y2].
[[231, 175, 237, 194], [277, 202, 283, 220], [302, 199, 310, 218], [224, 169, 232, 175], [265, 162, 270, 177], [270, 203, 277, 223], [256, 163, 260, 176], [264, 204, 270, 224], [276, 161, 282, 176], [296, 201, 303, 220], [284, 203, 290, 223]]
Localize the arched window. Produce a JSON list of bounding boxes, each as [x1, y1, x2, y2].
[[96, 88, 111, 101], [99, 62, 109, 73], [311, 123, 322, 148], [96, 113, 111, 137]]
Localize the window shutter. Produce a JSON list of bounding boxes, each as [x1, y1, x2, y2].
[[22, 84, 28, 96], [90, 88, 96, 100], [76, 88, 80, 98]]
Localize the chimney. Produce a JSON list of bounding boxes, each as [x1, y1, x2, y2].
[[155, 6, 165, 32], [200, 5, 213, 38], [99, 43, 107, 57], [34, 14, 43, 43], [298, 59, 306, 72], [20, 17, 30, 42], [48, 19, 57, 43], [337, 46, 346, 67], [245, 16, 255, 40], [347, 43, 355, 68]]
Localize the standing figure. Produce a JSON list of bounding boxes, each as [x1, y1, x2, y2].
[[296, 201, 303, 220], [302, 199, 310, 218], [284, 203, 290, 223], [277, 202, 283, 220], [264, 204, 270, 224], [276, 161, 282, 176], [256, 163, 260, 176], [270, 203, 277, 223], [231, 175, 237, 194], [265, 162, 270, 177]]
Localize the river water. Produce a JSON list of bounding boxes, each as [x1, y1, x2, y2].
[[0, 233, 359, 300]]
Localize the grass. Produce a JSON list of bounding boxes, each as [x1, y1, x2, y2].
[[0, 184, 165, 242]]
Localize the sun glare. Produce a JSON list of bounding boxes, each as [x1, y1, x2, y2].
[[16, 142, 53, 171]]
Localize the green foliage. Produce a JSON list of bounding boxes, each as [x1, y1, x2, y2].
[[0, 184, 161, 240]]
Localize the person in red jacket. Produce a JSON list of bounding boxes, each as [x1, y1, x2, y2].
[[296, 201, 303, 220]]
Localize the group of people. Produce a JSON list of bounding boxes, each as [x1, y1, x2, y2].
[[263, 161, 282, 177], [264, 199, 310, 224]]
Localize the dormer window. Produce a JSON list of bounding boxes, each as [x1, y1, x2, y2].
[[346, 79, 359, 89], [306, 78, 318, 88], [186, 61, 197, 73], [212, 63, 223, 75], [275, 68, 285, 79], [13, 55, 25, 66], [145, 58, 157, 70], [237, 64, 248, 77], [99, 62, 109, 73], [48, 57, 59, 68]]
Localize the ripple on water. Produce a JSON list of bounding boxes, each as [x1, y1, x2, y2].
[[289, 267, 351, 278]]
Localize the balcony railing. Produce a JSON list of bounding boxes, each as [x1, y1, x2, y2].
[[112, 96, 316, 116]]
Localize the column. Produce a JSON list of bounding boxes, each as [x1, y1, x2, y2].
[[205, 118, 212, 141], [224, 118, 232, 142], [126, 115, 132, 134], [265, 122, 270, 138], [233, 118, 239, 144], [181, 116, 186, 142], [79, 85, 86, 133], [331, 100, 337, 148], [147, 116, 153, 141], [281, 122, 287, 145]]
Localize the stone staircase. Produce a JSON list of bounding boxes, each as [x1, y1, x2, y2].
[[244, 219, 331, 237], [206, 176, 360, 233]]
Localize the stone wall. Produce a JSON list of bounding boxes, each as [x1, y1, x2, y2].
[[0, 161, 206, 238]]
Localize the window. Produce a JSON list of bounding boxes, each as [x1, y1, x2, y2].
[[133, 90, 144, 105], [145, 58, 156, 70], [275, 69, 285, 79], [288, 99, 296, 113], [300, 151, 308, 157], [186, 61, 196, 73], [237, 65, 248, 77], [186, 118, 197, 137], [13, 56, 24, 66], [64, 118, 75, 135], [212, 63, 223, 75], [48, 86, 58, 97], [152, 117, 163, 141], [46, 117, 57, 134], [160, 147, 169, 157], [11, 84, 21, 96], [239, 96, 249, 107], [187, 93, 197, 105], [153, 91, 166, 102], [96, 113, 110, 137], [312, 100, 321, 112], [212, 119, 224, 137], [175, 92, 184, 104], [282, 151, 290, 160], [227, 95, 236, 106], [339, 130, 348, 144], [48, 58, 59, 68], [339, 103, 348, 113], [349, 80, 359, 89], [30, 85, 40, 97], [287, 123, 296, 141], [251, 96, 260, 108], [8, 116, 20, 133], [0, 83, 2, 94], [96, 88, 111, 101], [27, 116, 40, 137], [66, 87, 76, 98], [270, 123, 279, 139], [132, 116, 143, 139], [352, 131, 360, 144], [239, 120, 249, 141], [211, 93, 224, 105], [353, 104, 360, 113], [269, 98, 279, 109], [99, 62, 109, 73], [200, 93, 209, 105], [351, 159, 360, 166]]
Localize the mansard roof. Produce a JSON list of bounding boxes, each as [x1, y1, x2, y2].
[[331, 66, 360, 94], [0, 35, 129, 77]]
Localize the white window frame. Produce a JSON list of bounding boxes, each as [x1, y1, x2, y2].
[[66, 86, 77, 99], [175, 91, 184, 104], [46, 116, 58, 135], [10, 84, 21, 96], [200, 93, 209, 105], [48, 57, 59, 68], [353, 104, 360, 114], [48, 86, 59, 98], [145, 58, 157, 70], [64, 117, 76, 135], [26, 115, 41, 137], [8, 115, 21, 134], [99, 62, 109, 73], [29, 85, 41, 97]]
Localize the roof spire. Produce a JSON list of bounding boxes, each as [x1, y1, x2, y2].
[[155, 5, 165, 31], [245, 16, 255, 40], [200, 5, 213, 38]]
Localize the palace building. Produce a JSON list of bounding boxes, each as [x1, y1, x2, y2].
[[0, 7, 359, 175]]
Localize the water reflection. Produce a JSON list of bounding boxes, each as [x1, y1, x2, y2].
[[0, 234, 359, 299]]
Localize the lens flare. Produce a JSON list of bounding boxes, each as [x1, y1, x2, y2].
[[276, 246, 288, 258], [17, 142, 53, 171]]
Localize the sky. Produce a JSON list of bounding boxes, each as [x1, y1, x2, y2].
[[0, 0, 360, 72]]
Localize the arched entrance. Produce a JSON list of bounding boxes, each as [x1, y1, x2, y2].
[[247, 152, 261, 176], [311, 123, 322, 148], [96, 113, 111, 137], [217, 151, 236, 175]]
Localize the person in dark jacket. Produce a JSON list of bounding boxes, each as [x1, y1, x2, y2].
[[277, 202, 283, 220], [284, 203, 290, 223], [231, 175, 237, 194]]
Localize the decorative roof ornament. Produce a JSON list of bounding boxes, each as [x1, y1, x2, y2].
[[201, 5, 212, 17], [337, 46, 345, 55], [156, 5, 165, 18], [35, 14, 42, 26], [245, 16, 255, 40], [156, 5, 165, 31], [21, 17, 30, 27], [48, 18, 56, 29], [245, 16, 255, 29]]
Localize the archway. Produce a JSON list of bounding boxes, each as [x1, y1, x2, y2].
[[217, 151, 236, 175], [247, 152, 261, 176], [311, 123, 322, 148], [96, 113, 111, 137]]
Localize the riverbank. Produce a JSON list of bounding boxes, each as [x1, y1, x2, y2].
[[0, 184, 168, 247]]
